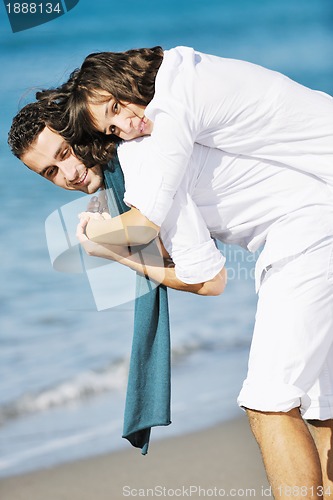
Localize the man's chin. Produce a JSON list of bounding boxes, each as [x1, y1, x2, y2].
[[65, 167, 103, 193], [65, 184, 97, 194], [85, 186, 100, 194], [72, 179, 102, 194]]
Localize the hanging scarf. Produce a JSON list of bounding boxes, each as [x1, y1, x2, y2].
[[103, 156, 171, 455]]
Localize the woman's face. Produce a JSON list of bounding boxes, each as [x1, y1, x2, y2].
[[88, 92, 153, 140]]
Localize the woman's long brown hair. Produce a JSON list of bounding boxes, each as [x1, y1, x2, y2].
[[37, 46, 164, 164]]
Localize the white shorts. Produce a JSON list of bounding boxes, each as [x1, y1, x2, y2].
[[238, 236, 333, 420]]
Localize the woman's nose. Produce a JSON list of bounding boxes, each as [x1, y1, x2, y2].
[[111, 113, 132, 135]]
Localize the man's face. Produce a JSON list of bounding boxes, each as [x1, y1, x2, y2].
[[21, 126, 104, 194]]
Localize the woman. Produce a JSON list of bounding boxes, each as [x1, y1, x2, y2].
[[39, 45, 333, 243]]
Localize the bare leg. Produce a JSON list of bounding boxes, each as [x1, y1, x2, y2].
[[307, 419, 333, 498], [246, 408, 323, 499]]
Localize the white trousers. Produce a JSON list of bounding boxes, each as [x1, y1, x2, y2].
[[238, 236, 333, 420]]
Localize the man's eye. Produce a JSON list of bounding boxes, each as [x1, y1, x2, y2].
[[45, 166, 58, 178], [109, 125, 116, 134], [113, 102, 119, 113], [61, 148, 70, 160]]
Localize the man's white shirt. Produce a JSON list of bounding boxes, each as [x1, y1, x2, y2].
[[118, 137, 333, 290]]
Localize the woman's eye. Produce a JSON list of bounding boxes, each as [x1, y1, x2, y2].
[[109, 125, 116, 134], [113, 102, 119, 113]]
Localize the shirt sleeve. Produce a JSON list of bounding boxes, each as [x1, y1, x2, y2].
[[160, 190, 226, 284], [118, 138, 166, 217], [118, 138, 225, 284], [124, 48, 199, 227], [129, 105, 197, 227]]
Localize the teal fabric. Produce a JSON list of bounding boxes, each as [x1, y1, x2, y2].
[[103, 156, 171, 455]]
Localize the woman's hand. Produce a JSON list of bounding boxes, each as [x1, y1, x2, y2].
[[76, 216, 106, 257], [76, 219, 226, 295], [76, 216, 126, 260]]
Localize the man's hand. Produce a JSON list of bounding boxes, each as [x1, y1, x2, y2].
[[86, 195, 101, 213], [86, 194, 109, 214], [78, 211, 112, 222]]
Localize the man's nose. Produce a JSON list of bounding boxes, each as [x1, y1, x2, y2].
[[58, 159, 79, 181]]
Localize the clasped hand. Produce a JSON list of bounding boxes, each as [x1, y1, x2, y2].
[[76, 196, 125, 260]]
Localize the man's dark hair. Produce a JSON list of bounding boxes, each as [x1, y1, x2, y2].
[[8, 101, 64, 159], [8, 99, 116, 167]]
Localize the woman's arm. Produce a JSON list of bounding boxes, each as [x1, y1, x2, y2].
[[82, 207, 160, 246], [77, 218, 226, 296]]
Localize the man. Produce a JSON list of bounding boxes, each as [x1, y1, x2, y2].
[[9, 102, 333, 498]]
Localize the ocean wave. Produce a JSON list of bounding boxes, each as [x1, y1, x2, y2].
[[171, 335, 250, 363], [0, 336, 250, 426], [0, 359, 129, 426]]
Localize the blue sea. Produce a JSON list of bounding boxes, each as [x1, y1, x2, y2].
[[0, 0, 332, 478]]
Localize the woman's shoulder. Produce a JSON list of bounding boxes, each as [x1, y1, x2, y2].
[[117, 137, 152, 171], [161, 46, 197, 70]]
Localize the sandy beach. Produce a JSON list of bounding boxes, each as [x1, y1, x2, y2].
[[0, 416, 272, 500]]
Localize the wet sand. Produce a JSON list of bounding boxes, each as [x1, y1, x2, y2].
[[0, 416, 272, 500]]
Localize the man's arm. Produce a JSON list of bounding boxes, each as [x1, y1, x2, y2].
[[77, 218, 226, 296]]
